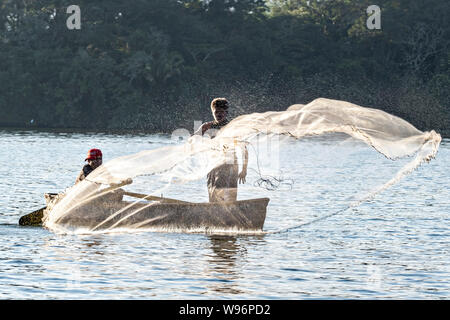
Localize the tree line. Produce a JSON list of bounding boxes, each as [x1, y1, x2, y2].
[[0, 0, 448, 136]]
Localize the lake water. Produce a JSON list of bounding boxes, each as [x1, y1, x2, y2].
[[0, 129, 448, 299]]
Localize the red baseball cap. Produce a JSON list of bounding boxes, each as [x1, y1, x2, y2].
[[85, 148, 103, 161]]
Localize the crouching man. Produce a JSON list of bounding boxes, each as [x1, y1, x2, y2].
[[75, 148, 103, 184]]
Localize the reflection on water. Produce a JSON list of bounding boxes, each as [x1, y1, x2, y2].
[[79, 238, 106, 256], [205, 235, 266, 296], [207, 235, 243, 295]]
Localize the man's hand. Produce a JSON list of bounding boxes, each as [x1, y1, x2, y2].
[[122, 178, 133, 185], [238, 169, 247, 184], [109, 178, 133, 188]]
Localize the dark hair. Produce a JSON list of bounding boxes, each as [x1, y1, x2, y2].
[[211, 98, 229, 111]]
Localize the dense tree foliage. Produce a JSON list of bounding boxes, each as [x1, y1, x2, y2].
[[0, 0, 448, 135]]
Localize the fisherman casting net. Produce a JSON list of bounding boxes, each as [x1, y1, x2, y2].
[[43, 98, 442, 234]]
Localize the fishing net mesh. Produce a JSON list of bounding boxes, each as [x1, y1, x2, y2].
[[43, 98, 441, 234]]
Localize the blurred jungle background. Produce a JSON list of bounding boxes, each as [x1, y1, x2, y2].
[[0, 0, 448, 136]]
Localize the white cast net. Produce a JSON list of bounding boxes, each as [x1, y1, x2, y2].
[[43, 98, 442, 234]]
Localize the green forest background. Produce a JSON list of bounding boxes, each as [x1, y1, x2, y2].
[[0, 0, 449, 136]]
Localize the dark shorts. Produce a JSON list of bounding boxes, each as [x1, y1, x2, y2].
[[207, 163, 238, 190]]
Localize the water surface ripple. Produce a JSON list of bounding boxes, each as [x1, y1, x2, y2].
[[0, 129, 448, 299]]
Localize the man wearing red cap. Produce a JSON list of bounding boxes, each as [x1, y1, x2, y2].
[[75, 148, 103, 184]]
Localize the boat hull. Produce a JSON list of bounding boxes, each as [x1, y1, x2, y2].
[[54, 198, 270, 232]]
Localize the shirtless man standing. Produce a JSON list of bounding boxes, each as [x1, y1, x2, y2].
[[195, 98, 248, 202]]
